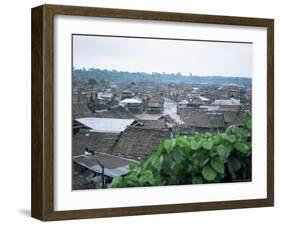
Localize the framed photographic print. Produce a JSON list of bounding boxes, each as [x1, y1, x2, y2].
[[31, 4, 274, 221]]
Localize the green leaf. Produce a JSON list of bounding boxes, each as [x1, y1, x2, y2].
[[234, 142, 249, 153], [228, 158, 241, 171], [202, 140, 214, 150], [190, 140, 201, 150], [226, 127, 232, 135], [231, 127, 239, 134], [172, 149, 184, 163], [171, 161, 182, 173], [139, 171, 155, 185], [240, 128, 250, 138], [163, 153, 173, 168], [246, 119, 252, 130], [109, 177, 125, 188], [163, 139, 175, 152], [192, 176, 203, 184], [124, 173, 140, 187], [151, 155, 162, 171], [227, 158, 241, 179], [202, 165, 217, 181], [126, 173, 138, 181], [156, 142, 165, 153], [175, 136, 190, 152], [216, 144, 231, 161], [212, 135, 222, 145], [226, 134, 236, 143], [194, 132, 202, 141], [211, 158, 225, 174], [129, 163, 138, 170], [199, 157, 210, 167]]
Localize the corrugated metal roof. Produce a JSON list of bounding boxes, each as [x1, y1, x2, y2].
[[178, 100, 189, 104], [199, 96, 210, 101], [120, 98, 142, 104], [97, 92, 113, 99], [73, 152, 138, 177], [75, 117, 136, 133], [200, 105, 220, 111], [213, 98, 240, 105]]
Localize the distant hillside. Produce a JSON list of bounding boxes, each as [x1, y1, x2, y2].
[[73, 68, 252, 87]]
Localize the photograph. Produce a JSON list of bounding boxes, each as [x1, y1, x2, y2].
[[30, 3, 274, 220], [71, 34, 252, 190]]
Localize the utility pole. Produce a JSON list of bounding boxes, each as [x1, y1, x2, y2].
[[87, 147, 105, 189], [96, 159, 105, 189]]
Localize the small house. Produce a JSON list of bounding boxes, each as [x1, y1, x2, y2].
[[121, 90, 134, 100], [180, 112, 226, 135], [120, 98, 144, 114], [146, 96, 164, 114]]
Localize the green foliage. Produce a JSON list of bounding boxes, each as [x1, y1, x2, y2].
[[88, 78, 98, 86], [184, 88, 193, 93], [210, 158, 225, 174], [217, 144, 231, 161], [202, 165, 217, 181], [110, 118, 252, 188], [74, 68, 252, 87]]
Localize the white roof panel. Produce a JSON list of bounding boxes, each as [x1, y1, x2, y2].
[[178, 99, 189, 104], [200, 105, 220, 111], [213, 98, 240, 105], [120, 98, 142, 104], [76, 117, 135, 133], [97, 92, 113, 99], [199, 96, 210, 101]]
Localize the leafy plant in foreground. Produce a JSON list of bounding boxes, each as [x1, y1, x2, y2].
[[110, 118, 252, 188]]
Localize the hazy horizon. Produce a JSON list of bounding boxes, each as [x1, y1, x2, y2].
[[73, 35, 253, 78], [73, 67, 252, 79]]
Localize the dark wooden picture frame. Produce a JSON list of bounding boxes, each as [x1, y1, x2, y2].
[[31, 4, 274, 221]]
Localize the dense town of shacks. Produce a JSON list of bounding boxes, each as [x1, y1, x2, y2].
[[72, 80, 251, 189]]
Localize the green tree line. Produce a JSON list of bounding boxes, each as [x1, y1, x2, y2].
[[73, 68, 252, 87]]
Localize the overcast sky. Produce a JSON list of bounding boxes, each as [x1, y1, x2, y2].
[[73, 35, 253, 77]]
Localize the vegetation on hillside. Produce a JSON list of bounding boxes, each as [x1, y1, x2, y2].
[[73, 68, 252, 87]]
